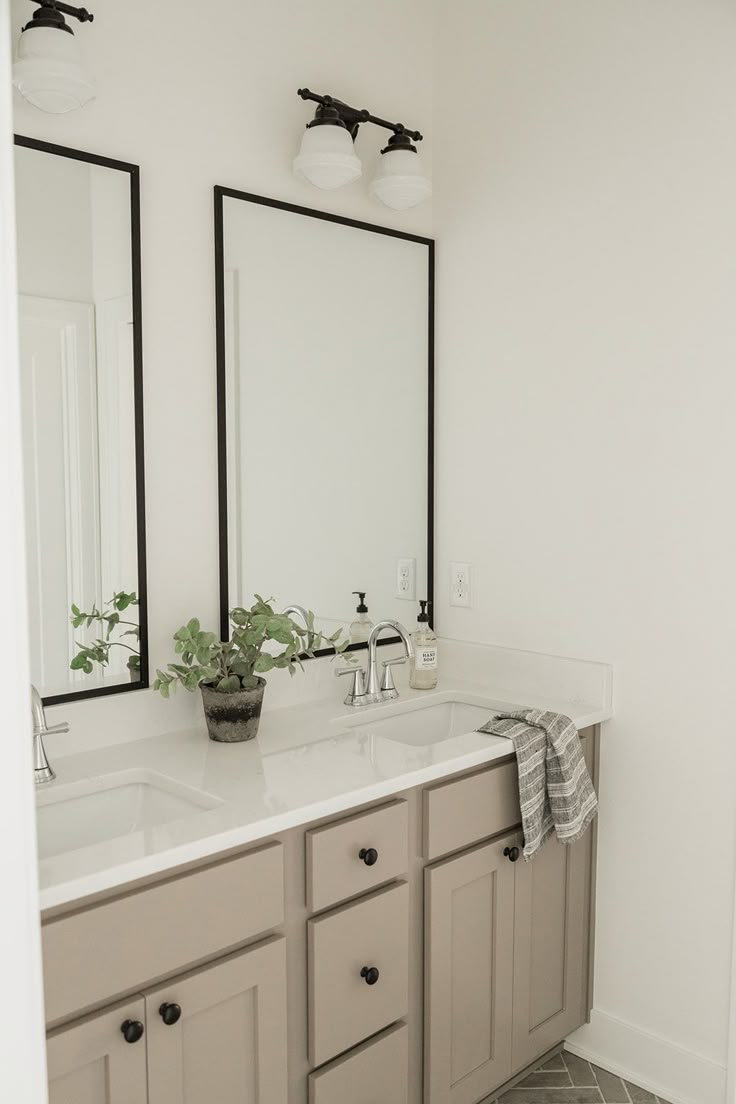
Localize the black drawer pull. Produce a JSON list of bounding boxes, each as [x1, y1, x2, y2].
[[159, 1002, 182, 1026], [360, 966, 380, 986], [120, 1019, 144, 1044], [358, 847, 378, 866], [504, 845, 521, 863]]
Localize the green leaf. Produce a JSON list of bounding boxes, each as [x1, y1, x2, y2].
[[217, 675, 241, 693], [187, 618, 201, 635]]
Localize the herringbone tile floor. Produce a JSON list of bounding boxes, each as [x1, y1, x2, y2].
[[493, 1050, 674, 1103]]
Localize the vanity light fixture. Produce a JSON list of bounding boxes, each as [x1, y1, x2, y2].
[[13, 0, 95, 115], [294, 88, 431, 210]]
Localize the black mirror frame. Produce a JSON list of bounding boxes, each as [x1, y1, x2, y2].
[[14, 134, 149, 705], [213, 186, 435, 657]]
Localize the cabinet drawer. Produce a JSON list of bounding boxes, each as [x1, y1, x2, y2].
[[424, 760, 520, 860], [308, 881, 409, 1066], [306, 800, 409, 912], [309, 1022, 408, 1104], [42, 841, 284, 1024]]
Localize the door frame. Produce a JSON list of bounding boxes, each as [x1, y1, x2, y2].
[[0, 4, 49, 1099], [727, 867, 736, 1104]]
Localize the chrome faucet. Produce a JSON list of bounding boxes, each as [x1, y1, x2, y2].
[[336, 619, 414, 707], [31, 685, 68, 785], [365, 620, 414, 703]]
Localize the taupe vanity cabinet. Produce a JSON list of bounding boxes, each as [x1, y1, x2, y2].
[[41, 727, 599, 1104], [425, 835, 516, 1103], [46, 940, 288, 1104], [423, 734, 597, 1104], [46, 996, 148, 1104]]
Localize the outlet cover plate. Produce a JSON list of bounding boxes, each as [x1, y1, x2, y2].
[[450, 561, 471, 607], [396, 557, 416, 601]]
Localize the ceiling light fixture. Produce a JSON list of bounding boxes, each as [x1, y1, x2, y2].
[[294, 88, 431, 210], [13, 0, 95, 115]]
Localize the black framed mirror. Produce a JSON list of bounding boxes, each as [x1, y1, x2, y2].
[[14, 135, 148, 704], [214, 187, 434, 656]]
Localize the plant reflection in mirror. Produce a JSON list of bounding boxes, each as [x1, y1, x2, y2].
[[70, 591, 141, 679]]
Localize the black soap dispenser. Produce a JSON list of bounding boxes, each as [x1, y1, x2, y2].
[[350, 591, 373, 644]]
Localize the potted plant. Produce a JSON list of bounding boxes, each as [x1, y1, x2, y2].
[[154, 596, 345, 742], [70, 591, 141, 681]]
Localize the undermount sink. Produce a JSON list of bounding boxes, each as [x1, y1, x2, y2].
[[35, 769, 223, 860], [345, 697, 502, 747]]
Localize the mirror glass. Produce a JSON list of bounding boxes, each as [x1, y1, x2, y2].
[[14, 137, 147, 703], [216, 189, 433, 650]]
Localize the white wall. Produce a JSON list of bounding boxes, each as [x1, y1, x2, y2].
[[0, 1, 49, 1098], [14, 147, 93, 299], [433, 3, 736, 1102], [11, 0, 434, 746]]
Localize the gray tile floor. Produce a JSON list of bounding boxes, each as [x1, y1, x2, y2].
[[493, 1050, 673, 1104]]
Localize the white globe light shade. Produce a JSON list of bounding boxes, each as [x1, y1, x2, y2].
[[369, 147, 432, 211], [293, 124, 362, 190], [13, 26, 95, 114]]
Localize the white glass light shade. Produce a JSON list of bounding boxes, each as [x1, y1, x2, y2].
[[13, 26, 95, 114], [369, 147, 432, 211], [293, 124, 362, 190]]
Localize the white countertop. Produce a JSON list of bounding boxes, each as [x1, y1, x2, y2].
[[37, 676, 610, 912]]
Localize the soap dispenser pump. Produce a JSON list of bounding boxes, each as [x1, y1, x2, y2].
[[350, 591, 373, 644], [409, 600, 438, 690]]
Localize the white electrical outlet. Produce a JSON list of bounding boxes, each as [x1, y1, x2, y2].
[[396, 557, 416, 601], [450, 561, 472, 607]]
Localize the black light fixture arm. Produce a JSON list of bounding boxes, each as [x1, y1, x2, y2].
[[25, 0, 94, 23], [297, 88, 422, 143]]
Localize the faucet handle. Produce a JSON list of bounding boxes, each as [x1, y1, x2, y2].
[[380, 656, 406, 699], [42, 722, 70, 736], [336, 665, 368, 708]]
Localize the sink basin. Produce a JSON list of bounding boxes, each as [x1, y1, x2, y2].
[[346, 698, 501, 747], [36, 769, 223, 860]]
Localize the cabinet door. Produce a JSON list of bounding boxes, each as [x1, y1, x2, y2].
[[47, 998, 147, 1104], [511, 828, 591, 1071], [145, 936, 288, 1104], [424, 836, 516, 1104]]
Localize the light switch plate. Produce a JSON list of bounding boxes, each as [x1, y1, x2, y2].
[[450, 562, 471, 607]]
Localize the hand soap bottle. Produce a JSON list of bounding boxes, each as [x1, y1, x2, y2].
[[409, 600, 438, 690], [349, 591, 373, 644]]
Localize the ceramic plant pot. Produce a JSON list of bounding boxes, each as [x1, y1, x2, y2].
[[200, 679, 266, 743]]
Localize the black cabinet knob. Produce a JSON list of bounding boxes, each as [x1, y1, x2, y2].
[[358, 847, 378, 866], [504, 845, 521, 863], [158, 1002, 182, 1026], [360, 966, 380, 986], [120, 1019, 144, 1044]]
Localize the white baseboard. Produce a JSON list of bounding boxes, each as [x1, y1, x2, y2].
[[567, 1010, 727, 1104]]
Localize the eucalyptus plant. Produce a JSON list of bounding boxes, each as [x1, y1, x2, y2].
[[70, 591, 141, 676], [153, 596, 345, 698]]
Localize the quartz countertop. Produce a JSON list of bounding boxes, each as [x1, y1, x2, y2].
[[37, 675, 611, 912]]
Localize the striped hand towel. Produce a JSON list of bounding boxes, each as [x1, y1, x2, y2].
[[478, 708, 597, 860]]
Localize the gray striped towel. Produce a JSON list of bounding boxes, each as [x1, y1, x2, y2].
[[478, 708, 598, 860]]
